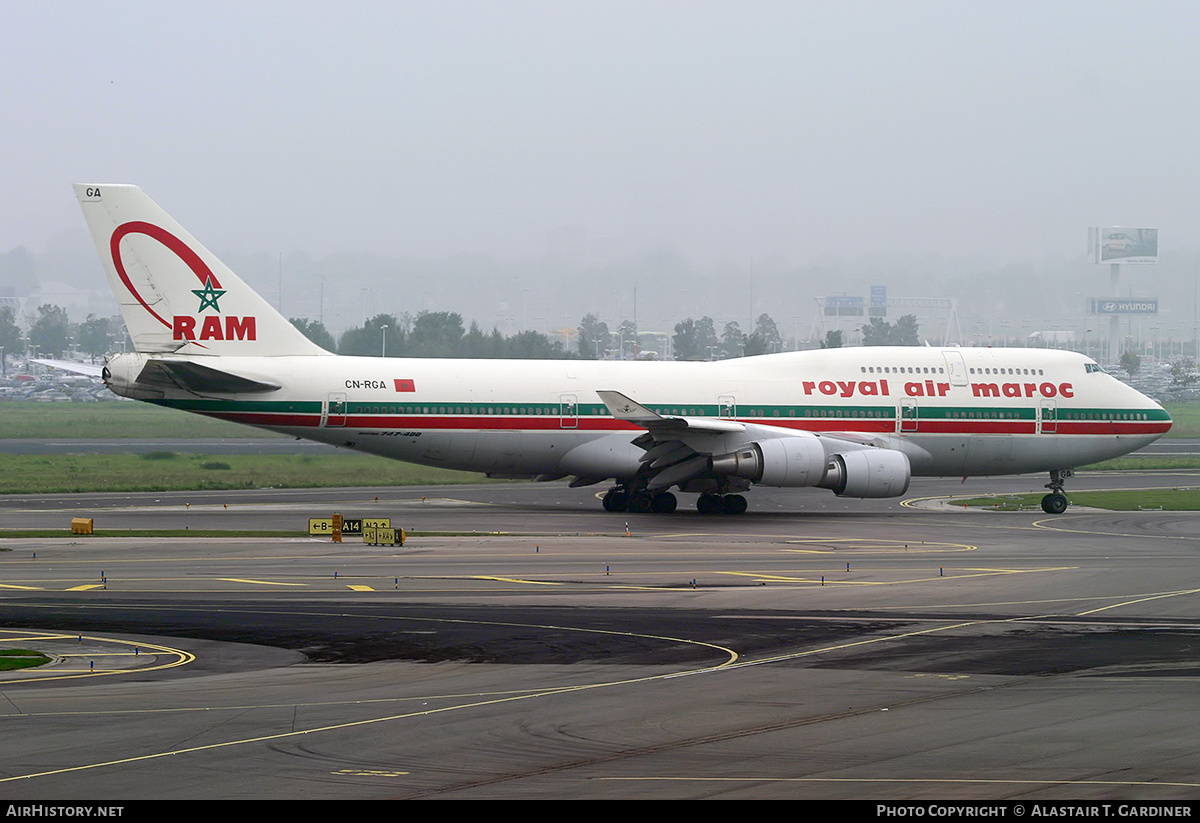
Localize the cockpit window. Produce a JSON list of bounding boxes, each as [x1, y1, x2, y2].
[[1085, 363, 1106, 374]]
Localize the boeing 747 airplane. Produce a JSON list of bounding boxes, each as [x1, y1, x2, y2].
[[74, 184, 1171, 515]]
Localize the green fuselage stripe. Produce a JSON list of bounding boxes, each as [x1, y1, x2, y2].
[[149, 397, 1169, 423]]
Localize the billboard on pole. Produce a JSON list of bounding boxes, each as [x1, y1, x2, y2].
[[824, 296, 864, 316], [1089, 298, 1158, 315], [869, 286, 887, 317], [1089, 227, 1158, 264]]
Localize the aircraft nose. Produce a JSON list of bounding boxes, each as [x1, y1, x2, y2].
[[1139, 390, 1171, 435]]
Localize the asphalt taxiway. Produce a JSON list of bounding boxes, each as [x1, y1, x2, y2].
[[1, 471, 1199, 799]]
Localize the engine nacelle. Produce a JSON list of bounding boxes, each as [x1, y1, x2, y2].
[[709, 434, 828, 488], [710, 434, 911, 498], [820, 448, 911, 498]]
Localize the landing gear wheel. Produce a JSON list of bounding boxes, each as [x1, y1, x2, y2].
[[602, 488, 629, 512], [1041, 469, 1074, 515], [1041, 493, 1068, 514], [651, 492, 677, 514], [722, 494, 748, 515], [696, 494, 722, 515], [627, 493, 654, 514]]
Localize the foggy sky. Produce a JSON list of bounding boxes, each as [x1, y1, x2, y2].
[[5, 1, 1200, 338]]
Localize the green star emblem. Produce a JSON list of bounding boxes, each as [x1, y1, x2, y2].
[[192, 277, 226, 312]]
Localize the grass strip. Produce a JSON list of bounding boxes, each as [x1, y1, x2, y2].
[[956, 488, 1200, 511], [0, 401, 283, 439], [0, 650, 52, 671], [0, 530, 536, 540], [1077, 456, 1200, 470], [0, 452, 497, 494], [1161, 402, 1200, 438], [0, 450, 1194, 496], [0, 530, 305, 539]]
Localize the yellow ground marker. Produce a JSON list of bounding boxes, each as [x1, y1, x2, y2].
[[472, 576, 562, 586], [217, 578, 307, 586]]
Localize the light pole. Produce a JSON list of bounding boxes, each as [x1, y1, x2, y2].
[[380, 324, 389, 358]]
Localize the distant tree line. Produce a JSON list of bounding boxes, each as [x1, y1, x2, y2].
[[861, 315, 920, 347], [293, 311, 572, 359], [670, 314, 786, 360], [1, 301, 921, 365], [302, 309, 922, 360], [0, 305, 128, 362]]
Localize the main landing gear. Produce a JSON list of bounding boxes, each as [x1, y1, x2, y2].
[[696, 493, 747, 515], [1041, 468, 1073, 514], [601, 486, 748, 515], [602, 487, 677, 514]]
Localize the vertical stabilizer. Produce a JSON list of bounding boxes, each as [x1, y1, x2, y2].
[[73, 184, 328, 357]]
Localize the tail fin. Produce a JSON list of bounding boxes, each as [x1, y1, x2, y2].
[[73, 184, 328, 357]]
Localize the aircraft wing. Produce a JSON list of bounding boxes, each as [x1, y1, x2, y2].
[[807, 430, 887, 448], [596, 390, 748, 490], [595, 390, 893, 492], [596, 390, 746, 434], [139, 359, 282, 394], [33, 357, 281, 395]]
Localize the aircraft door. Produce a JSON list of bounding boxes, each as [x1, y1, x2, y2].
[[942, 350, 968, 386], [1039, 400, 1057, 434], [324, 393, 347, 427], [899, 399, 918, 433], [559, 394, 578, 428], [719, 395, 737, 419]]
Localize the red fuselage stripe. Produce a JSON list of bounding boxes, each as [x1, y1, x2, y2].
[[197, 411, 1169, 437]]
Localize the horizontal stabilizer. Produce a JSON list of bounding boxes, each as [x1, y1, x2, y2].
[[31, 359, 104, 378], [140, 359, 281, 394]]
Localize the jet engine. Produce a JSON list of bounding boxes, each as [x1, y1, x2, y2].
[[710, 435, 827, 487], [819, 448, 911, 498], [709, 435, 911, 498]]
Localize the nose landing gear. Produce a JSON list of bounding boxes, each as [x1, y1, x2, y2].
[[1041, 469, 1073, 514]]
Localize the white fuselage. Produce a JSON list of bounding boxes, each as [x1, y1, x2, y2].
[[106, 346, 1170, 483]]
